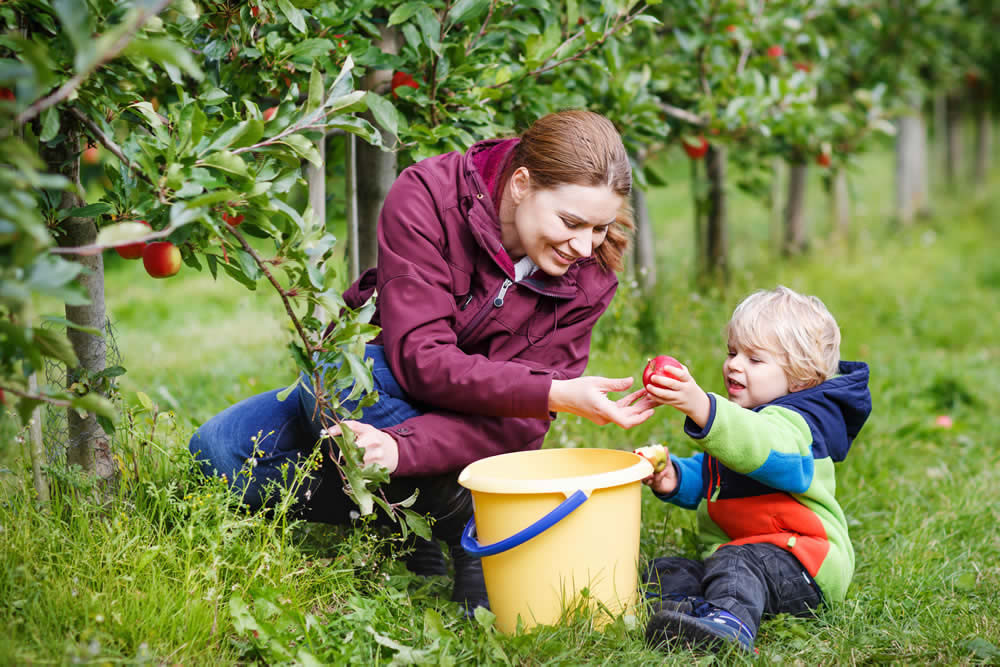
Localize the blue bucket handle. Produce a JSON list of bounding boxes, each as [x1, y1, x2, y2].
[[460, 489, 590, 557]]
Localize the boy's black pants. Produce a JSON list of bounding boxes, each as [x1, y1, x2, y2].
[[642, 543, 824, 634]]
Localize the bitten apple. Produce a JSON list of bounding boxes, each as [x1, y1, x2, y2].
[[114, 220, 151, 260], [643, 355, 683, 388], [142, 242, 181, 278], [634, 444, 668, 473]]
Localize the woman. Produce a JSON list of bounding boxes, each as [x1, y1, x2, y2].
[[190, 110, 657, 613]]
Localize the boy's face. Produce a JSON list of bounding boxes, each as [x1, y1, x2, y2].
[[723, 342, 791, 409]]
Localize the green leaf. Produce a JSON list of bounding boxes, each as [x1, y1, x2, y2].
[[448, 0, 490, 25], [62, 203, 112, 220], [276, 0, 306, 33], [364, 92, 398, 141], [96, 221, 150, 247], [275, 134, 323, 167], [71, 392, 118, 423], [33, 328, 80, 367], [388, 3, 424, 26], [342, 349, 373, 394], [402, 508, 433, 540], [125, 37, 203, 81], [306, 66, 323, 116], [40, 107, 60, 142], [201, 151, 249, 178], [136, 391, 154, 411]]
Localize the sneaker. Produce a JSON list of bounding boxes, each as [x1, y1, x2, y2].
[[645, 600, 755, 654], [647, 593, 698, 616]]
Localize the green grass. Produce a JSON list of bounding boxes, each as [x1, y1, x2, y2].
[[2, 140, 999, 664]]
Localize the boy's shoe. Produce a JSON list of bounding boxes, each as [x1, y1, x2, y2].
[[645, 599, 755, 654], [402, 536, 449, 577], [647, 593, 698, 616]]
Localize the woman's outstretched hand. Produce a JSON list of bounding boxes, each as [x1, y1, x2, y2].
[[549, 376, 658, 429], [329, 421, 400, 473]]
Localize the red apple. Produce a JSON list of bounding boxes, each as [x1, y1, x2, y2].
[[262, 106, 277, 122], [725, 24, 737, 33], [682, 137, 709, 160], [766, 45, 784, 59], [251, 5, 259, 18], [634, 444, 668, 473], [643, 355, 683, 388], [142, 242, 181, 278], [816, 152, 831, 168], [114, 220, 151, 260], [0, 88, 14, 101], [222, 211, 245, 227], [794, 62, 812, 73], [82, 145, 100, 165], [391, 71, 419, 98]]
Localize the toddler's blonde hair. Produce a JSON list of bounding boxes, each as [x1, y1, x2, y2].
[[724, 285, 841, 390]]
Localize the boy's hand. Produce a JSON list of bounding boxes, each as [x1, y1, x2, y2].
[[639, 444, 678, 495], [642, 361, 711, 429]]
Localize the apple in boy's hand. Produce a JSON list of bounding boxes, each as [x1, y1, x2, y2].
[[642, 355, 683, 389], [634, 444, 668, 473]]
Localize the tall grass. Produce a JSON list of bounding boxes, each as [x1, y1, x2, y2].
[[2, 140, 999, 664]]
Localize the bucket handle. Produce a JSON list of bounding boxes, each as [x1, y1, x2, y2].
[[460, 489, 590, 557]]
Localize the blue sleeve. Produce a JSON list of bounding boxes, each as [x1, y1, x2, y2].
[[654, 452, 705, 510]]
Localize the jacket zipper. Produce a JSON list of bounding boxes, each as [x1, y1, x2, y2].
[[457, 278, 513, 343]]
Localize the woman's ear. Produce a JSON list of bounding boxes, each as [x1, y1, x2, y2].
[[509, 166, 531, 204]]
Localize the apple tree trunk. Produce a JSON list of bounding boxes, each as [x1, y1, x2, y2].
[[895, 95, 931, 225], [39, 114, 115, 486], [355, 20, 401, 274], [973, 93, 992, 187], [831, 167, 851, 244], [702, 144, 728, 284], [344, 133, 360, 282], [630, 182, 657, 292], [934, 93, 948, 190], [783, 163, 809, 256], [945, 94, 963, 187]]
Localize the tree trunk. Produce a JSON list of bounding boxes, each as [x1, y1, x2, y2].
[[945, 94, 963, 187], [345, 133, 360, 283], [784, 163, 808, 256], [831, 167, 851, 244], [895, 95, 930, 225], [934, 93, 947, 190], [40, 115, 115, 485], [704, 144, 728, 283], [630, 182, 657, 292], [356, 20, 401, 274], [308, 134, 327, 228], [973, 94, 992, 187], [770, 158, 785, 256]]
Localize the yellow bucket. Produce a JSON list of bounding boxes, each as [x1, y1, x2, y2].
[[458, 448, 653, 634]]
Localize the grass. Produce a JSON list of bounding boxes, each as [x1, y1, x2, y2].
[[2, 137, 999, 664]]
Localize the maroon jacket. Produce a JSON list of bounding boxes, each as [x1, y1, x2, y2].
[[342, 138, 619, 476]]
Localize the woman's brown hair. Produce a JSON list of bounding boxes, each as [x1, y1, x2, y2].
[[504, 110, 634, 273]]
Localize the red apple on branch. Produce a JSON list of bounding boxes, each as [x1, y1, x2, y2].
[[0, 88, 14, 102], [142, 242, 181, 278], [222, 211, 245, 227], [391, 71, 419, 98], [82, 145, 100, 165], [262, 106, 277, 122], [766, 45, 784, 59], [114, 220, 151, 260], [816, 152, 831, 168], [642, 355, 683, 389], [682, 137, 708, 160]]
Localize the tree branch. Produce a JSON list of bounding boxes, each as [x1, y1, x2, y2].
[[12, 0, 172, 128], [659, 101, 706, 126], [67, 106, 150, 184]]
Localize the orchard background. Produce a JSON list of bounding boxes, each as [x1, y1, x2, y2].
[[1, 1, 999, 663]]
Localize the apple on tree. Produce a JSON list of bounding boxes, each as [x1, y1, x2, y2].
[[262, 106, 277, 122], [816, 152, 831, 168], [634, 444, 668, 473], [766, 45, 784, 59], [682, 137, 708, 160], [643, 355, 683, 389], [142, 241, 181, 278], [391, 71, 419, 98], [114, 220, 151, 260]]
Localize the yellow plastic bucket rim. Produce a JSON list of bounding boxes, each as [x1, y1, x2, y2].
[[458, 449, 654, 496]]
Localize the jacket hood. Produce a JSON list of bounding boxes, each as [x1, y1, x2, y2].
[[767, 360, 872, 462]]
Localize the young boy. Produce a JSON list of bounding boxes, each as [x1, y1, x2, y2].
[[639, 286, 871, 654]]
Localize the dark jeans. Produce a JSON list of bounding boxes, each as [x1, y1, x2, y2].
[[642, 543, 824, 635], [188, 344, 472, 537]]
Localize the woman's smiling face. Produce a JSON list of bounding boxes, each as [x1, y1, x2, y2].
[[503, 167, 623, 277]]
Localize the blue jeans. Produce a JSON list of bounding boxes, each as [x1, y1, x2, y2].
[[642, 543, 824, 635], [188, 344, 445, 525]]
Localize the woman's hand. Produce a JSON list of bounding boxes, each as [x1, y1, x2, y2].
[[329, 421, 400, 473], [549, 376, 658, 429]]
